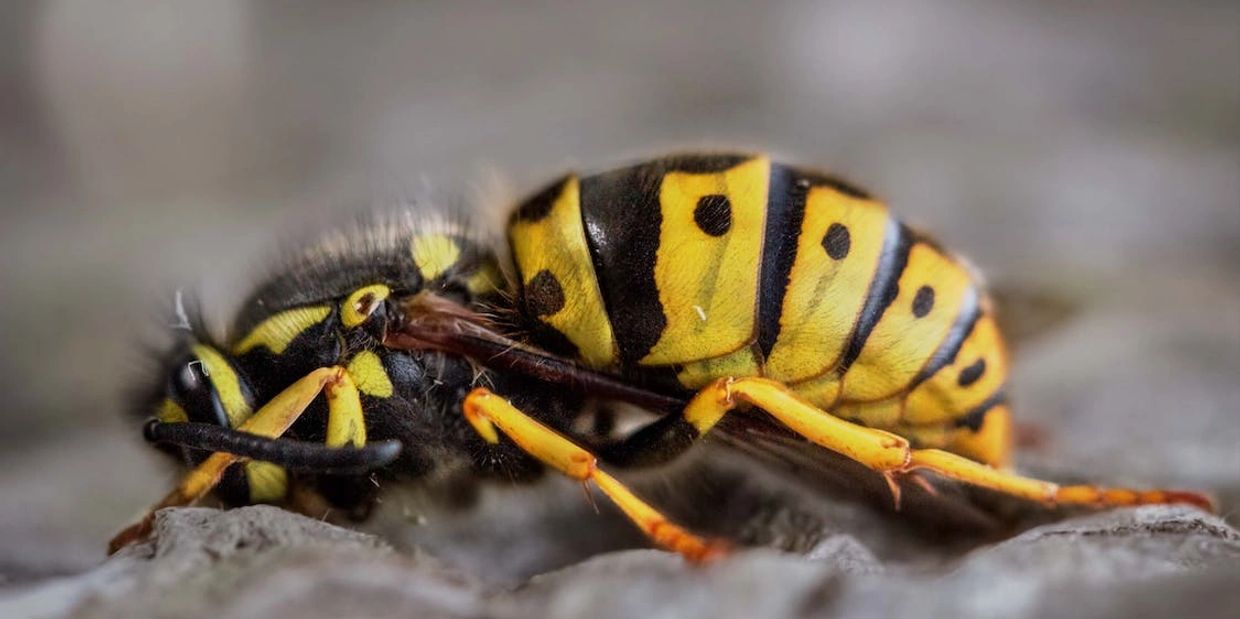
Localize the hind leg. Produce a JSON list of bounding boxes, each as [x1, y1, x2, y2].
[[617, 377, 1214, 511]]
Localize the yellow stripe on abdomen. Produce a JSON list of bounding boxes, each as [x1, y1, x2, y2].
[[765, 186, 892, 383], [641, 157, 770, 365], [904, 307, 1008, 425], [839, 243, 973, 402], [509, 176, 619, 368]]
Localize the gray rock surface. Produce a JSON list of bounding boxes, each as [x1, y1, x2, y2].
[[2, 504, 1236, 619]]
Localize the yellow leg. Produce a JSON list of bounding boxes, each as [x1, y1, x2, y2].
[[688, 378, 1214, 511], [109, 367, 366, 553], [906, 449, 1214, 509], [325, 366, 366, 448], [463, 388, 728, 562]]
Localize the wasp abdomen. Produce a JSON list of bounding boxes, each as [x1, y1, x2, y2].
[[509, 154, 1009, 461]]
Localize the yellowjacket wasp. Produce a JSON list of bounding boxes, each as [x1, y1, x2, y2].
[[111, 153, 1213, 559]]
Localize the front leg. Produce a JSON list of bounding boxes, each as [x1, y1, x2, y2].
[[109, 367, 379, 553]]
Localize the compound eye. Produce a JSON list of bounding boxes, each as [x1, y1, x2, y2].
[[173, 359, 209, 396], [167, 356, 228, 427]]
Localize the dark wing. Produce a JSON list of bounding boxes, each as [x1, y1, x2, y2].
[[384, 291, 685, 412]]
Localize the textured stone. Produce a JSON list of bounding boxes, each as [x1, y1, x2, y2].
[[1, 504, 1235, 619]]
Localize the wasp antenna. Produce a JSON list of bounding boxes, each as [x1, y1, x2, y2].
[[145, 421, 402, 474], [172, 288, 192, 331]]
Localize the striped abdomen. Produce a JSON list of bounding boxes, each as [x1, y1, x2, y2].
[[508, 154, 1010, 462]]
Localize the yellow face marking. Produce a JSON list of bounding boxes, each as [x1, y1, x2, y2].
[[675, 346, 762, 390], [244, 461, 289, 503], [411, 233, 461, 281], [509, 176, 619, 368], [766, 186, 891, 383], [156, 399, 189, 423], [191, 344, 252, 427], [840, 243, 973, 402], [904, 311, 1008, 425], [233, 306, 332, 355], [341, 284, 392, 329], [346, 350, 394, 398], [642, 157, 770, 365]]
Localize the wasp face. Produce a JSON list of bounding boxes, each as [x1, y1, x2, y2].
[[156, 348, 238, 427], [145, 341, 275, 505]]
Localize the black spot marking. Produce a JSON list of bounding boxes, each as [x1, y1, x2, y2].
[[912, 285, 935, 318], [693, 194, 732, 236], [525, 270, 565, 316], [822, 223, 851, 260], [958, 358, 986, 387]]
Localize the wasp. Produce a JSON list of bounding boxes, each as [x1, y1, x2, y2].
[[110, 153, 1213, 559]]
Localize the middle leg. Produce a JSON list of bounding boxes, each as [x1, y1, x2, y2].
[[461, 387, 728, 562]]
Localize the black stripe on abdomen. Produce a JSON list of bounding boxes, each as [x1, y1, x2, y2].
[[756, 164, 805, 358], [836, 219, 913, 374], [580, 155, 749, 368]]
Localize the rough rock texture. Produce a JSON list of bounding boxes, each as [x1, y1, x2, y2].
[[1, 504, 1236, 619]]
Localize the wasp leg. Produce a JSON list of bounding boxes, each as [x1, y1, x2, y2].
[[905, 449, 1215, 510], [676, 378, 1213, 511], [462, 387, 728, 563], [109, 366, 369, 554]]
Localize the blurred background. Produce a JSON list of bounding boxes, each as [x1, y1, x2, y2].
[[0, 0, 1237, 584]]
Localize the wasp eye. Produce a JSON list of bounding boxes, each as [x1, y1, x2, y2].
[[166, 355, 229, 427], [174, 360, 209, 395]]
